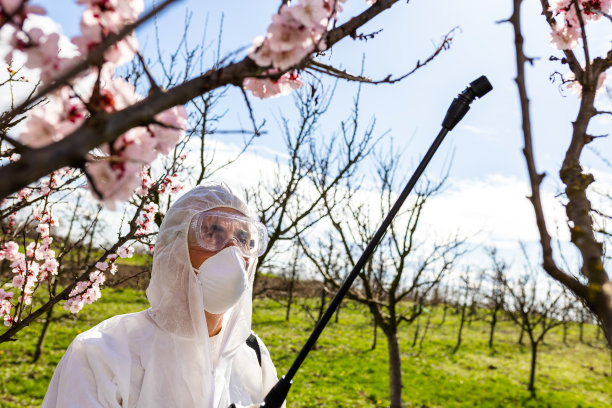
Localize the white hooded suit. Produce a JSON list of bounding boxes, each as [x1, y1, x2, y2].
[[42, 183, 281, 408]]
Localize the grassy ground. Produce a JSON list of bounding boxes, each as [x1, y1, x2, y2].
[[0, 288, 610, 407]]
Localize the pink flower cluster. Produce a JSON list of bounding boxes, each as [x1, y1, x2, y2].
[[64, 270, 105, 313], [136, 202, 158, 236], [549, 0, 611, 49], [4, 211, 16, 234], [244, 0, 347, 98], [0, 207, 59, 324], [7, 1, 188, 208], [85, 101, 188, 209], [135, 165, 185, 197], [72, 0, 143, 66], [63, 243, 138, 314], [243, 71, 304, 99], [0, 288, 13, 327]]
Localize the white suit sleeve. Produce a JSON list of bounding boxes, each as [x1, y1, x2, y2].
[[42, 335, 122, 408], [258, 337, 287, 408]]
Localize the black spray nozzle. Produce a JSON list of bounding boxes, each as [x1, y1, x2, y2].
[[441, 75, 493, 131]]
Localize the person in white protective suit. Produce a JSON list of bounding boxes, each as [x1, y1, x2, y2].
[[42, 182, 284, 408]]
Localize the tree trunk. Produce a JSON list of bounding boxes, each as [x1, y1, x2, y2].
[[317, 285, 326, 322], [334, 303, 341, 324], [518, 326, 524, 345], [411, 316, 420, 348], [562, 321, 568, 345], [32, 303, 54, 363], [385, 329, 403, 408], [453, 303, 466, 354], [419, 311, 432, 349], [488, 310, 497, 348], [440, 301, 448, 325], [285, 274, 295, 322], [528, 341, 538, 397], [371, 318, 377, 350], [579, 320, 584, 343]]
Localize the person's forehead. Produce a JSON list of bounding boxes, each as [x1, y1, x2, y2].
[[205, 207, 246, 217]]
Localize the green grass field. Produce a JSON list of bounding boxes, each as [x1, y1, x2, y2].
[[0, 288, 610, 407]]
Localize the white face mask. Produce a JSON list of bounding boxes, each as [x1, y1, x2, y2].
[[194, 246, 249, 315]]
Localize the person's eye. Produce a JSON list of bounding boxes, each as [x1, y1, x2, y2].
[[236, 230, 250, 245]]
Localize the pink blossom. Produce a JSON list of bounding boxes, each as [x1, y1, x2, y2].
[[100, 74, 139, 111], [550, 25, 579, 50], [36, 223, 50, 237], [549, 0, 572, 12], [22, 28, 61, 68], [70, 280, 90, 297], [42, 258, 59, 276], [109, 264, 118, 275], [135, 167, 153, 197], [12, 274, 24, 289], [2, 241, 20, 261], [17, 188, 32, 200], [1, 0, 24, 15], [86, 159, 142, 209], [107, 254, 118, 262], [10, 255, 26, 274], [9, 153, 19, 162], [365, 0, 378, 5], [26, 261, 40, 280], [19, 89, 87, 148], [150, 105, 188, 155], [0, 288, 14, 301], [19, 102, 64, 148], [0, 299, 12, 317], [249, 36, 273, 67], [117, 245, 134, 258], [113, 127, 157, 164], [95, 261, 109, 271], [34, 244, 53, 261], [25, 242, 36, 258], [90, 271, 106, 286], [243, 71, 304, 99], [268, 11, 313, 53], [104, 35, 138, 66], [64, 297, 84, 314], [289, 0, 330, 30], [82, 286, 101, 304]]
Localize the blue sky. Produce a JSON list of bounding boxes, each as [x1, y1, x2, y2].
[[15, 0, 612, 277], [41, 0, 611, 180]]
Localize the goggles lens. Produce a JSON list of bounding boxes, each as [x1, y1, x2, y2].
[[189, 210, 268, 258]]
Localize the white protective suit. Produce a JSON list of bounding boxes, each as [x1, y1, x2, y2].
[[42, 183, 282, 408]]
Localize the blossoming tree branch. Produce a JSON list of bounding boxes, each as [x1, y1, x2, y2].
[[0, 0, 416, 205]]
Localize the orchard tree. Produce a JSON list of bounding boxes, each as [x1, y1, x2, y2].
[[299, 149, 466, 408], [503, 258, 563, 397], [485, 247, 507, 348], [510, 0, 612, 348]]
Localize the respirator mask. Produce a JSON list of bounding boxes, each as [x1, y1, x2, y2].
[[189, 210, 268, 314]]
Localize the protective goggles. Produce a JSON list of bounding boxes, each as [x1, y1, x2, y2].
[[188, 210, 268, 258]]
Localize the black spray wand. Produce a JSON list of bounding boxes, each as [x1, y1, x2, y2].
[[256, 75, 493, 408]]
